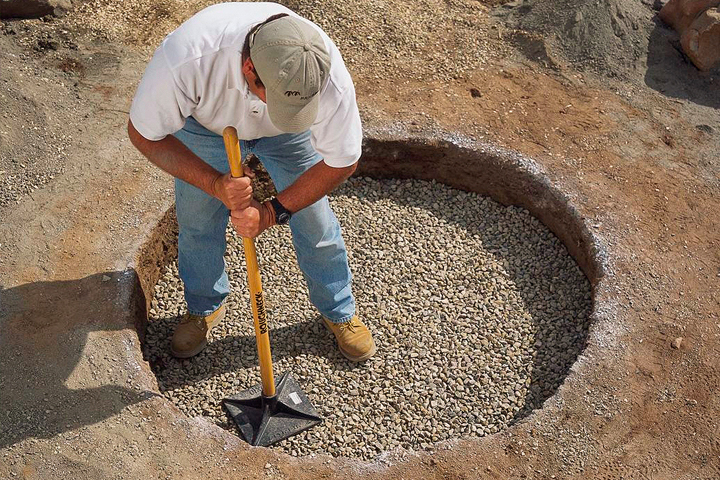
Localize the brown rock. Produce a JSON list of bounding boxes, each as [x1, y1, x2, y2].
[[660, 0, 720, 33], [671, 337, 684, 349], [681, 8, 720, 70], [0, 0, 72, 19]]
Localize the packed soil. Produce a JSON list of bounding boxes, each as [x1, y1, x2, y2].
[[1, 0, 719, 479]]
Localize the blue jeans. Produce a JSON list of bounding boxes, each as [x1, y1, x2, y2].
[[172, 117, 355, 323]]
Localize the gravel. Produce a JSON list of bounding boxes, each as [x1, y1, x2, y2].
[[69, 0, 506, 81], [144, 177, 593, 460]]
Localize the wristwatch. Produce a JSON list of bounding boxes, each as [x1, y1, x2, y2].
[[269, 197, 292, 225]]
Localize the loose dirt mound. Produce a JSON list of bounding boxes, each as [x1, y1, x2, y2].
[[497, 0, 657, 79]]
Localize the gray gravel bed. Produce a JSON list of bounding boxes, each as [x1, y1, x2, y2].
[[144, 177, 592, 460]]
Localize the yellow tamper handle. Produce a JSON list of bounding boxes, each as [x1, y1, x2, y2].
[[222, 126, 276, 397]]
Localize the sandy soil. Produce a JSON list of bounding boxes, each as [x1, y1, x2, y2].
[[1, 0, 719, 479]]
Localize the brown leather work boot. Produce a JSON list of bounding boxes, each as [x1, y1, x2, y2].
[[323, 315, 377, 362], [170, 305, 226, 358]]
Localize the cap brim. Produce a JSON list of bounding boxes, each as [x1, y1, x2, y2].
[[266, 89, 319, 134]]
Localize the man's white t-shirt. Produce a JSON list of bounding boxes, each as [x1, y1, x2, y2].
[[129, 2, 362, 167]]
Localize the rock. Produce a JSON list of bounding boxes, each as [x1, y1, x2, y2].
[[102, 275, 111, 282], [0, 0, 72, 19], [671, 337, 683, 349], [696, 124, 715, 133], [659, 0, 720, 70], [680, 8, 720, 70], [660, 0, 720, 32]]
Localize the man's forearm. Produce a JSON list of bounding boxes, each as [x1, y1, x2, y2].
[[128, 119, 220, 195], [275, 160, 357, 213]]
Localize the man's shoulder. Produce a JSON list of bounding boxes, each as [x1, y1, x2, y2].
[[160, 2, 293, 68], [325, 53, 354, 97]]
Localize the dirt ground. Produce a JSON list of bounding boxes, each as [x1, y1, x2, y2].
[[1, 0, 719, 479]]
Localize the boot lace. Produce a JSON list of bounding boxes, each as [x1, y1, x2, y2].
[[181, 313, 207, 331], [338, 318, 360, 333]]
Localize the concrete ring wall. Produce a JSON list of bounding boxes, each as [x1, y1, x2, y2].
[[132, 132, 610, 453]]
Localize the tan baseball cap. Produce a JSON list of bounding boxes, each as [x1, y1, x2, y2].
[[250, 16, 331, 133]]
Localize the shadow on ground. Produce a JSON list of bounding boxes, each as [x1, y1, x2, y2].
[[0, 273, 157, 448], [645, 18, 720, 110]]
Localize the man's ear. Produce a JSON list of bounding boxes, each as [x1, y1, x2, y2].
[[241, 57, 255, 76]]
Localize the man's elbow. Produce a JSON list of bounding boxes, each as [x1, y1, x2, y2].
[[127, 119, 140, 148], [345, 161, 358, 178], [127, 119, 155, 155]]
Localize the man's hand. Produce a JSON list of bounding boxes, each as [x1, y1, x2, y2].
[[230, 199, 276, 238], [212, 166, 255, 211]]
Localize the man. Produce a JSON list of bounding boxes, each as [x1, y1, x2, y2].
[[127, 2, 375, 362]]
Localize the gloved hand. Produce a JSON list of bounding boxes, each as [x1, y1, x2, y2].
[[211, 165, 255, 210], [230, 199, 276, 238]]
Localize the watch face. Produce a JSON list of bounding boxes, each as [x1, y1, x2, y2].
[[271, 198, 291, 225], [277, 212, 291, 224]]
